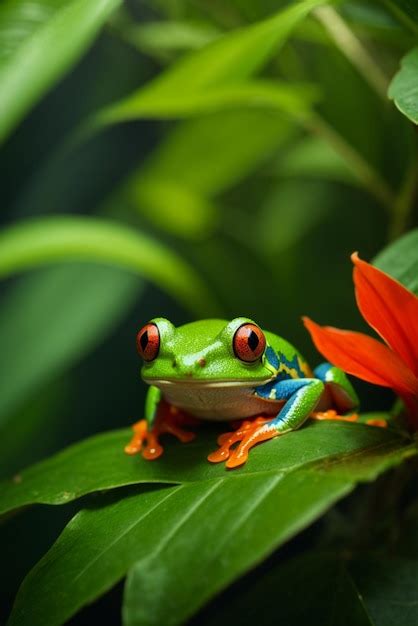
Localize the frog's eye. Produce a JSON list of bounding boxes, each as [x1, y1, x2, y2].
[[233, 323, 266, 363], [136, 323, 160, 361]]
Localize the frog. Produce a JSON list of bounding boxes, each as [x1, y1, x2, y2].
[[125, 317, 363, 469]]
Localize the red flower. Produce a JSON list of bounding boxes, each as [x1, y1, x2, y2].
[[303, 253, 418, 429]]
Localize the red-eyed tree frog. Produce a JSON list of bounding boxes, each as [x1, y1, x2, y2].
[[125, 317, 380, 469]]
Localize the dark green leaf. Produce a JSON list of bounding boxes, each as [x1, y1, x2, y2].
[[373, 228, 418, 294], [388, 48, 418, 125], [0, 0, 121, 142], [0, 265, 141, 429], [6, 424, 415, 626], [0, 422, 413, 516], [0, 215, 221, 316]]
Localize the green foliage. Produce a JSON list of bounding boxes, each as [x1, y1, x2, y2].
[[388, 48, 418, 124], [0, 216, 220, 316], [0, 0, 122, 142], [0, 0, 418, 624], [2, 422, 415, 625]]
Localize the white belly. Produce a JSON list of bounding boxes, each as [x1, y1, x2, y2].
[[151, 380, 281, 421]]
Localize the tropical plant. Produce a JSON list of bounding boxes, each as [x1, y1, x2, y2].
[[0, 0, 417, 624]]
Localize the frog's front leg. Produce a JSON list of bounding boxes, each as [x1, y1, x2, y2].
[[125, 385, 197, 460], [208, 378, 324, 469]]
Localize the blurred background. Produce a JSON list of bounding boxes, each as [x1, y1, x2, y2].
[[0, 0, 417, 622]]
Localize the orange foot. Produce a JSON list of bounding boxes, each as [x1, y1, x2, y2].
[[124, 401, 197, 460], [310, 410, 387, 428], [208, 416, 279, 469]]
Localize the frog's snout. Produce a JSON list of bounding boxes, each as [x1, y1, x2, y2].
[[171, 355, 207, 378]]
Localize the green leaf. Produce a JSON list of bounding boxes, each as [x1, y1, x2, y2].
[[373, 228, 418, 295], [95, 0, 325, 125], [388, 48, 418, 125], [0, 0, 121, 143], [6, 423, 415, 626], [0, 421, 413, 516], [125, 109, 292, 238], [97, 80, 318, 125], [0, 215, 221, 317], [0, 265, 141, 430]]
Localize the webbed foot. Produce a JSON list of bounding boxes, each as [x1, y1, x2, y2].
[[310, 410, 387, 428], [208, 416, 279, 469], [124, 402, 197, 460]]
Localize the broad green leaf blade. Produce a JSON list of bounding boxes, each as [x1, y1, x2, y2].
[[0, 216, 220, 317], [95, 0, 325, 125], [0, 421, 413, 516], [96, 80, 317, 125], [388, 48, 418, 124], [0, 0, 121, 143], [373, 228, 418, 295], [0, 265, 141, 429], [7, 428, 414, 626]]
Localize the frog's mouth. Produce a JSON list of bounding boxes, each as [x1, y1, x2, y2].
[[142, 377, 273, 388]]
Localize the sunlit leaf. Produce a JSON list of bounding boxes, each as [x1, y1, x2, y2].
[[95, 0, 325, 125], [388, 48, 418, 124], [5, 423, 414, 626], [0, 216, 221, 316], [0, 0, 121, 142]]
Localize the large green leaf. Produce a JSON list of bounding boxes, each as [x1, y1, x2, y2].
[[95, 0, 325, 125], [0, 421, 413, 516], [6, 423, 415, 626], [373, 228, 418, 294], [0, 216, 220, 316], [388, 48, 418, 125], [0, 265, 141, 429], [0, 0, 121, 143]]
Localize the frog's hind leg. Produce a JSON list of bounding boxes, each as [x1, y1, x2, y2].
[[208, 378, 325, 469], [311, 363, 359, 422]]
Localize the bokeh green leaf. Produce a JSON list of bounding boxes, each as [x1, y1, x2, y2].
[[96, 0, 325, 125], [0, 216, 220, 316], [0, 265, 141, 430], [0, 0, 121, 142]]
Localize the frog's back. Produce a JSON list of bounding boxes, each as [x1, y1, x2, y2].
[[265, 330, 313, 379]]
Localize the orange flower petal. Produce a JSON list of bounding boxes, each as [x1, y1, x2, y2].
[[303, 317, 418, 397], [352, 253, 418, 377]]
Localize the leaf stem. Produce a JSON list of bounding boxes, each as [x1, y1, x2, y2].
[[313, 6, 390, 98], [304, 113, 396, 211], [388, 156, 418, 240]]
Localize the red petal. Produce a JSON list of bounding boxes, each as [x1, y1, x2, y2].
[[352, 253, 418, 377], [303, 317, 418, 397]]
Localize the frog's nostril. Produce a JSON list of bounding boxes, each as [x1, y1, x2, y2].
[[198, 358, 206, 368], [172, 358, 177, 368]]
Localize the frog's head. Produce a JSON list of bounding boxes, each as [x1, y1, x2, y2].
[[136, 317, 275, 387]]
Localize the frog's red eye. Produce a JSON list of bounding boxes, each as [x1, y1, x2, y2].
[[233, 323, 266, 363], [136, 323, 160, 361]]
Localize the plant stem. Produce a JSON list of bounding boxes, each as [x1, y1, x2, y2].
[[388, 157, 418, 240], [304, 113, 396, 210], [313, 5, 390, 98]]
